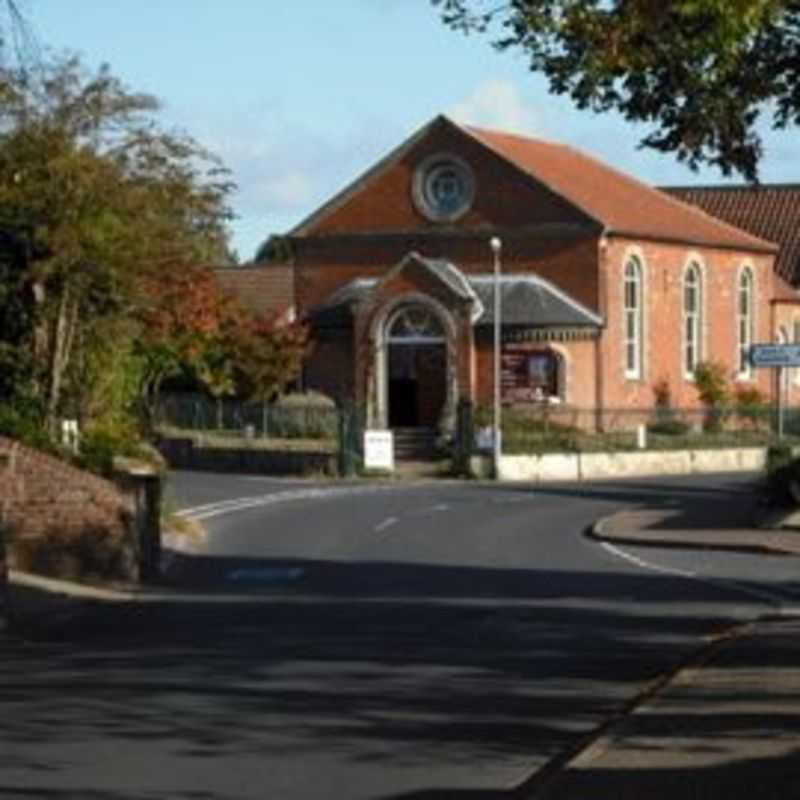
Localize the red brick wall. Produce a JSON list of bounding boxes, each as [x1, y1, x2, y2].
[[305, 120, 592, 235], [0, 437, 136, 580], [294, 234, 601, 315], [473, 333, 598, 410], [304, 331, 354, 404], [601, 237, 775, 410], [772, 301, 800, 406]]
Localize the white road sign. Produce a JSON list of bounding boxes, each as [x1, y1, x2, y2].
[[750, 343, 800, 367]]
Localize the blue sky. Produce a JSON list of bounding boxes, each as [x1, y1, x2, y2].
[[28, 0, 799, 261]]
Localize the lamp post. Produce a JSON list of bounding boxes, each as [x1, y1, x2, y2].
[[490, 236, 502, 479]]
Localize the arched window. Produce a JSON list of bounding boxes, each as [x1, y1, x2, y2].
[[624, 257, 643, 378], [737, 267, 754, 378], [683, 263, 702, 376], [386, 305, 445, 344], [793, 317, 800, 385]]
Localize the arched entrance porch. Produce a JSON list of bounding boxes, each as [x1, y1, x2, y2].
[[369, 297, 458, 435], [385, 305, 447, 428]]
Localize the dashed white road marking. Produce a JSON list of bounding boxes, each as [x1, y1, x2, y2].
[[374, 517, 398, 533]]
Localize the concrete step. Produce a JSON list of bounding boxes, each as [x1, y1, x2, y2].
[[392, 427, 438, 460]]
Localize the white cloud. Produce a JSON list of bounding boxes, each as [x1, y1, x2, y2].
[[449, 79, 542, 135], [261, 170, 315, 208]]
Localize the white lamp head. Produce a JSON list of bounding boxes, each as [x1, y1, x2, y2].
[[489, 236, 502, 255]]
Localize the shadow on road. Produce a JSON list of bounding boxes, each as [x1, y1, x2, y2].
[[3, 545, 794, 799]]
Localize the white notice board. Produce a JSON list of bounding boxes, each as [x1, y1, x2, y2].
[[364, 430, 394, 471]]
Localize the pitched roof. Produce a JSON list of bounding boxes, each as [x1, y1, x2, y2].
[[470, 275, 602, 328], [215, 264, 294, 317], [664, 184, 800, 286], [309, 266, 602, 330], [287, 114, 776, 253], [463, 123, 777, 254]]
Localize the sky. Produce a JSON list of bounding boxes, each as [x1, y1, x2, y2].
[[24, 0, 800, 262]]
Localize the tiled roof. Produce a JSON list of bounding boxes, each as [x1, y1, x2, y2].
[[310, 278, 377, 327], [664, 184, 800, 287], [470, 275, 602, 328], [463, 123, 777, 254], [310, 269, 602, 329], [215, 264, 294, 317]]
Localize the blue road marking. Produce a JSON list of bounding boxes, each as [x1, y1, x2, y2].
[[227, 567, 305, 583]]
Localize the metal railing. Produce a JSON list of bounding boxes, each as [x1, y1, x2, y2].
[[155, 393, 339, 441], [470, 404, 800, 455]]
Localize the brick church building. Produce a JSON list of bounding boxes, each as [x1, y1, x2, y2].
[[220, 115, 800, 438]]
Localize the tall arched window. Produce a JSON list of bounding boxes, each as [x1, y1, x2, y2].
[[624, 257, 643, 378], [737, 267, 754, 378], [683, 263, 702, 376], [793, 317, 800, 386]]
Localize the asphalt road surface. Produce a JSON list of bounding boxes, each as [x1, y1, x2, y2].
[[3, 471, 797, 800]]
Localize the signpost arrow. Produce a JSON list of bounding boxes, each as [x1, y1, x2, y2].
[[750, 343, 800, 368], [749, 343, 800, 439]]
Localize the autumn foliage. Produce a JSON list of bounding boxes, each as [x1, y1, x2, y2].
[[137, 264, 309, 426]]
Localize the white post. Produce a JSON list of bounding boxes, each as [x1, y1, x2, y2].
[[490, 237, 503, 479], [778, 366, 785, 439]]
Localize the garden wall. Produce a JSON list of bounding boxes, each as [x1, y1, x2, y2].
[[157, 437, 338, 476], [472, 447, 767, 481], [0, 436, 137, 581]]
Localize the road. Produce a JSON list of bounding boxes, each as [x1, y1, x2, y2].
[[2, 472, 798, 799]]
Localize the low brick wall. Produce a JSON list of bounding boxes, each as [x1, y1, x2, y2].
[[0, 436, 137, 582], [158, 437, 338, 476]]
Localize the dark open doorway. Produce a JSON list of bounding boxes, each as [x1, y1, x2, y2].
[[388, 343, 446, 429]]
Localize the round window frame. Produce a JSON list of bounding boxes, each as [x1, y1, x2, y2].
[[411, 153, 475, 223]]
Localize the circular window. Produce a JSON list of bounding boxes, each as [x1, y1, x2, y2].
[[412, 153, 475, 222]]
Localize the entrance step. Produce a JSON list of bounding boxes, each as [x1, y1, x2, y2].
[[392, 427, 438, 461], [393, 459, 450, 479]]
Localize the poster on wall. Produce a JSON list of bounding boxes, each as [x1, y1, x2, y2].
[[501, 343, 557, 403], [364, 430, 394, 471]]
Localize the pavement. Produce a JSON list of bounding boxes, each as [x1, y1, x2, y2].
[[5, 483, 800, 797], [536, 487, 800, 798]]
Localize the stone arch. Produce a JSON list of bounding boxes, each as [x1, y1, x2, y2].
[[368, 293, 458, 433]]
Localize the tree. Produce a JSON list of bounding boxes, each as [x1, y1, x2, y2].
[[137, 264, 241, 427], [0, 56, 234, 432], [233, 313, 310, 434], [432, 0, 799, 180]]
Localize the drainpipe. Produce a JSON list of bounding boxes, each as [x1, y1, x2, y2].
[[596, 233, 609, 431]]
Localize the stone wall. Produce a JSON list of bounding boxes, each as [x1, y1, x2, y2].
[[0, 436, 137, 581], [157, 437, 337, 476], [471, 446, 767, 482]]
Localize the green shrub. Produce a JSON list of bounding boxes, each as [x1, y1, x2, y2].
[[764, 444, 800, 506], [275, 391, 335, 408], [693, 361, 731, 432], [647, 418, 690, 436], [735, 386, 769, 429], [0, 403, 58, 454], [76, 421, 144, 476]]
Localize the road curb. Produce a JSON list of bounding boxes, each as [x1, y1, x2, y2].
[[524, 620, 754, 798], [586, 514, 796, 557], [9, 570, 138, 601]]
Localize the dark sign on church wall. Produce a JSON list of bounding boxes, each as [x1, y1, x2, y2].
[[501, 343, 558, 403]]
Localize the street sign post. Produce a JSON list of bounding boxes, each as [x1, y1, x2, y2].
[[750, 343, 800, 368], [749, 344, 800, 438]]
